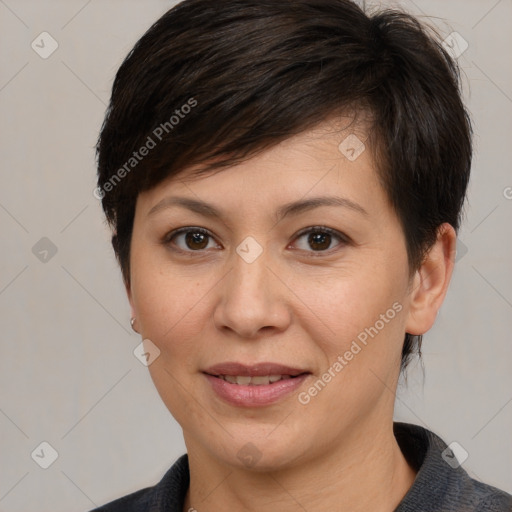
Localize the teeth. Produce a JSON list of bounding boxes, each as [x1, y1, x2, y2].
[[219, 375, 294, 385], [251, 376, 270, 385]]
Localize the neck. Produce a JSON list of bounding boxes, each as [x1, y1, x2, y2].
[[183, 422, 416, 512]]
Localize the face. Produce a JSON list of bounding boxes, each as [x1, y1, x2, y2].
[[127, 120, 425, 471]]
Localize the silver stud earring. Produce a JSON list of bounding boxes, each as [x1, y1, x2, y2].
[[130, 317, 138, 333]]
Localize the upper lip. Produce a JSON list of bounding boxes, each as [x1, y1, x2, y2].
[[204, 362, 309, 377]]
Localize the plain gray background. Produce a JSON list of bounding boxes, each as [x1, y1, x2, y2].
[[0, 0, 511, 510]]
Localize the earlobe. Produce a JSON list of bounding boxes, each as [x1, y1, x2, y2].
[[404, 223, 456, 336], [126, 282, 140, 333]]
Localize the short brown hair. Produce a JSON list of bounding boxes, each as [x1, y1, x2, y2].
[[96, 0, 472, 371]]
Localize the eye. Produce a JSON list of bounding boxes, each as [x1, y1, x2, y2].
[[164, 227, 220, 252], [163, 225, 349, 255], [291, 226, 348, 255]]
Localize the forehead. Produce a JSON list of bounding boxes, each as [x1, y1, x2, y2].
[[176, 109, 375, 176], [191, 115, 371, 176], [135, 114, 387, 221]]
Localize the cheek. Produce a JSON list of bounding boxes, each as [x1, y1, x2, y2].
[[302, 278, 408, 419], [130, 240, 215, 350], [136, 280, 210, 362], [294, 276, 407, 423], [293, 261, 407, 353]]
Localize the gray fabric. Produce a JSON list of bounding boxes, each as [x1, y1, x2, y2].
[[91, 422, 512, 511], [393, 423, 512, 511]]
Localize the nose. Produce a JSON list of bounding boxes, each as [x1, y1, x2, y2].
[[212, 240, 292, 339]]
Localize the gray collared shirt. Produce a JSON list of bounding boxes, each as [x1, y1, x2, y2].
[[91, 422, 512, 511]]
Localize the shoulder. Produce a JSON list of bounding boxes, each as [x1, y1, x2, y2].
[[88, 454, 190, 512], [89, 487, 152, 512], [394, 423, 512, 512], [472, 481, 512, 512]]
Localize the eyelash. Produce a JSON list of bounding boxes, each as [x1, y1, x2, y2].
[[163, 226, 349, 257]]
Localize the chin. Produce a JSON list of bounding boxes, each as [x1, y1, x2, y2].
[[214, 434, 309, 473]]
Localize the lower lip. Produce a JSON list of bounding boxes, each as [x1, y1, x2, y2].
[[204, 373, 309, 407]]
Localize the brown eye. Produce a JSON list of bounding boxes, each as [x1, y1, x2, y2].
[[184, 231, 209, 250], [166, 227, 218, 252], [293, 227, 347, 254], [308, 231, 332, 251]]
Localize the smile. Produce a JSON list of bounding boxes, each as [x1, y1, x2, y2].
[[217, 374, 295, 385], [204, 371, 310, 407]]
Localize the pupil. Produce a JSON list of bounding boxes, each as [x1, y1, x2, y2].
[[309, 232, 331, 251], [186, 232, 208, 250]]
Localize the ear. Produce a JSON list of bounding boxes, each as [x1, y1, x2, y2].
[[404, 223, 457, 336]]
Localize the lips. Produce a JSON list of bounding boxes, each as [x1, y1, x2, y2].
[[204, 362, 308, 377], [203, 362, 310, 407]]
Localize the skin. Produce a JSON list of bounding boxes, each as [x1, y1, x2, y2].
[[126, 119, 456, 512]]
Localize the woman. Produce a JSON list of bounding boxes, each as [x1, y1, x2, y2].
[[92, 0, 512, 510]]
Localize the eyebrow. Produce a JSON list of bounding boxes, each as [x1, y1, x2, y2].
[[147, 195, 368, 221]]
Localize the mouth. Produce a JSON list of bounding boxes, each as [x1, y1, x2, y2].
[[203, 362, 311, 407], [213, 374, 301, 385], [204, 361, 308, 377]]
